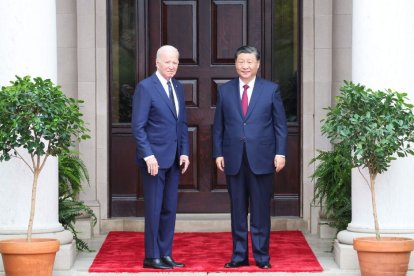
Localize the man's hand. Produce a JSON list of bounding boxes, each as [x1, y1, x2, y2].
[[145, 156, 159, 176], [180, 155, 190, 174], [215, 157, 225, 172], [274, 155, 286, 173]]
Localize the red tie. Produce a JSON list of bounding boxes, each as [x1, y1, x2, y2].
[[241, 84, 249, 117]]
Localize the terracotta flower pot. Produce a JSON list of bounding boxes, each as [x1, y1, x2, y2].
[[0, 238, 60, 276], [353, 237, 414, 276]]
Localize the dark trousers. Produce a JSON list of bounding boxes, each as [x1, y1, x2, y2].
[[226, 148, 274, 264], [140, 161, 180, 259]]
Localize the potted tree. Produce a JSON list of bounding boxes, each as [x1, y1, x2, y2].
[[0, 76, 89, 275], [321, 81, 414, 275]]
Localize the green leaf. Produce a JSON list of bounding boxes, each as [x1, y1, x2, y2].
[[58, 151, 96, 252], [319, 81, 414, 239], [311, 144, 352, 232], [321, 81, 414, 175], [0, 75, 90, 167]]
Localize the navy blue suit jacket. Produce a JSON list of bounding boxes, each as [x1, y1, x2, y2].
[[213, 77, 288, 175], [131, 73, 189, 168]]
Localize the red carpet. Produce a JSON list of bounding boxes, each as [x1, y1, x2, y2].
[[89, 231, 323, 273]]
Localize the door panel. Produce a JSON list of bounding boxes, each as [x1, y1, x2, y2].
[[110, 0, 300, 217]]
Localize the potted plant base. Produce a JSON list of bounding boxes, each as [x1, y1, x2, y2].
[[0, 238, 60, 276], [354, 237, 414, 276], [0, 76, 89, 274]]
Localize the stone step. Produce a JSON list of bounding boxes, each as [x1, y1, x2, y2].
[[101, 214, 309, 233]]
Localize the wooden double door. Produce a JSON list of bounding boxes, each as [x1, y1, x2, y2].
[[110, 0, 300, 217]]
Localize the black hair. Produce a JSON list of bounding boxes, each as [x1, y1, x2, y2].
[[234, 45, 261, 61]]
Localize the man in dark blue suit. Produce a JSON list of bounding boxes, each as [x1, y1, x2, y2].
[[132, 45, 190, 269], [213, 45, 288, 269]]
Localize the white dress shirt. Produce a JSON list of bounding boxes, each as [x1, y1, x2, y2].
[[239, 77, 255, 104], [156, 71, 179, 116]]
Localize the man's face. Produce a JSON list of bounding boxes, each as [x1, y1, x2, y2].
[[235, 53, 260, 83], [156, 50, 179, 80]]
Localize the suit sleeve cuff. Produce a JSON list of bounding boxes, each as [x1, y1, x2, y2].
[[144, 155, 155, 161]]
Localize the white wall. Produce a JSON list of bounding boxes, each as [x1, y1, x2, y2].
[[0, 0, 62, 234]]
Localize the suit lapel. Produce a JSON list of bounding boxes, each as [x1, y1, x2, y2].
[[151, 74, 177, 119], [245, 77, 262, 118], [171, 79, 182, 119], [230, 79, 244, 118]]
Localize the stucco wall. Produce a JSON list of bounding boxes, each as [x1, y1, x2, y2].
[[56, 0, 108, 234]]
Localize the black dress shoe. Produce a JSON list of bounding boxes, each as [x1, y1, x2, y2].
[[224, 260, 249, 268], [257, 262, 272, 269], [143, 258, 173, 269], [161, 256, 185, 267]]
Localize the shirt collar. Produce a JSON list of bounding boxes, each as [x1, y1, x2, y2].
[[239, 77, 256, 89], [156, 71, 170, 85]]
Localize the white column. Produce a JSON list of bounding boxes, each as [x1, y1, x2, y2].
[[334, 0, 414, 269], [0, 157, 62, 233], [0, 0, 75, 270]]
